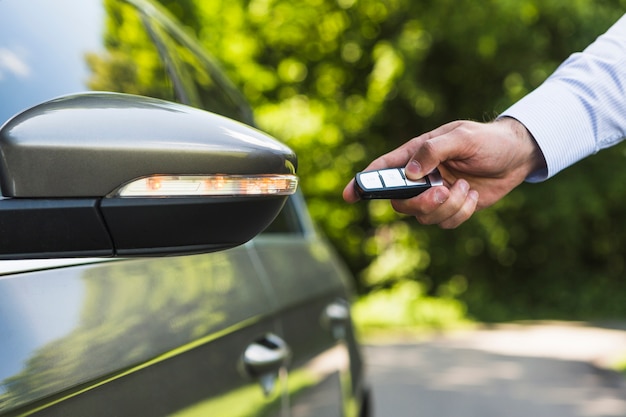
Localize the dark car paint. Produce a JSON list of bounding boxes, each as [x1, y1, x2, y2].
[[0, 251, 277, 414], [0, 92, 296, 259], [0, 0, 367, 416], [0, 93, 295, 198]]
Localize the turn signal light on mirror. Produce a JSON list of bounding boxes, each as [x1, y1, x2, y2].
[[113, 174, 299, 197]]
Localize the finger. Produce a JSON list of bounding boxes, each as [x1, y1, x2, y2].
[[393, 179, 470, 225], [362, 141, 423, 173], [360, 124, 464, 173], [438, 189, 479, 229], [390, 185, 451, 219], [405, 121, 477, 180], [342, 178, 360, 203], [419, 179, 470, 224]]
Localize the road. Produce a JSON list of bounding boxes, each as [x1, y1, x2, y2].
[[364, 322, 626, 417]]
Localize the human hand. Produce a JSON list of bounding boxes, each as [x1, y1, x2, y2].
[[343, 117, 545, 228]]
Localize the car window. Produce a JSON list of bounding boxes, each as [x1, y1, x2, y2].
[[84, 2, 177, 102], [139, 5, 254, 125], [0, 0, 176, 125]]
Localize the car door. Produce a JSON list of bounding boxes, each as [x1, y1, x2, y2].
[[250, 194, 366, 417], [0, 251, 289, 416]]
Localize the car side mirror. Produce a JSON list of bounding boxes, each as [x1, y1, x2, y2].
[[0, 93, 298, 259]]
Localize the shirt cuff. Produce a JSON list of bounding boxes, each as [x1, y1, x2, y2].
[[499, 81, 597, 183]]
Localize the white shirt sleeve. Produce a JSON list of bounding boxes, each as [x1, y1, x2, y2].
[[500, 14, 626, 182]]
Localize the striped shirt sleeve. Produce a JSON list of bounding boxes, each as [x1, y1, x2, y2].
[[500, 14, 626, 182]]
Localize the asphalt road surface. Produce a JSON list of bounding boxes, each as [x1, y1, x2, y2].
[[364, 323, 626, 417]]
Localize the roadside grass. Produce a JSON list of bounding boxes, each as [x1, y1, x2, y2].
[[351, 280, 475, 343], [611, 354, 626, 377]]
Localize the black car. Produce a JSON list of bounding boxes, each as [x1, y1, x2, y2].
[[0, 0, 369, 415]]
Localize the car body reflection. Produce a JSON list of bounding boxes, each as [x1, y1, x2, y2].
[[0, 248, 272, 412]]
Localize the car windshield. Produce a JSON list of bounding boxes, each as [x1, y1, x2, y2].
[[1, 1, 101, 124]]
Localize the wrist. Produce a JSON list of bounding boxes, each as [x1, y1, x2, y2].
[[498, 116, 546, 179]]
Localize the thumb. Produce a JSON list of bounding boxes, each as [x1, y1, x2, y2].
[[404, 158, 429, 180], [404, 147, 442, 180], [403, 120, 469, 180]]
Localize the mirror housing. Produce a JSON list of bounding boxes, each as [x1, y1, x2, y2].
[[0, 93, 298, 259]]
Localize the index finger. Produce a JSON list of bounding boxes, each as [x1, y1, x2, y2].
[[342, 178, 360, 203]]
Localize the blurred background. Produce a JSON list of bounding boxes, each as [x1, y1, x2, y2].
[[154, 0, 626, 336]]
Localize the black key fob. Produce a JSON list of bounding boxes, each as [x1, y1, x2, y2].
[[354, 167, 443, 199]]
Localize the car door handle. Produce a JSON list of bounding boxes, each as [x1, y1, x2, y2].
[[321, 299, 350, 339], [242, 333, 291, 396], [324, 300, 350, 323], [322, 299, 351, 339]]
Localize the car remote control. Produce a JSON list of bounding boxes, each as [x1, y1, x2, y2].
[[354, 167, 443, 199]]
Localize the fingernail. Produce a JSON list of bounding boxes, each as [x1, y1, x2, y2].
[[405, 159, 422, 178], [459, 180, 470, 195], [434, 188, 448, 204]]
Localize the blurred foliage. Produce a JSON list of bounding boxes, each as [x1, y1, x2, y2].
[[613, 353, 626, 377], [161, 0, 626, 322], [351, 280, 473, 339]]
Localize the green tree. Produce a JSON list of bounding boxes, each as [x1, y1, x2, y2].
[[162, 0, 626, 322]]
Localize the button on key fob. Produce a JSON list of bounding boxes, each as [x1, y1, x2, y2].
[[354, 167, 443, 199]]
